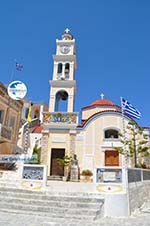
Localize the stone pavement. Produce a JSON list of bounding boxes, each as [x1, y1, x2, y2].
[[0, 203, 150, 226]]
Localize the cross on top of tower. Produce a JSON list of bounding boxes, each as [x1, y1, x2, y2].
[[62, 28, 73, 40], [100, 93, 104, 100], [65, 28, 70, 33]]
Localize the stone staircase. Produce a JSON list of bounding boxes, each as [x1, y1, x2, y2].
[[0, 187, 104, 222]]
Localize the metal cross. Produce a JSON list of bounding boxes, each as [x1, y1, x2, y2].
[[100, 93, 104, 100], [65, 28, 70, 33]]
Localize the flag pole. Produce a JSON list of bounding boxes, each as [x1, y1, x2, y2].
[[6, 60, 16, 153], [121, 97, 130, 216], [24, 104, 32, 154], [121, 97, 128, 193], [10, 59, 16, 82], [120, 97, 128, 168]]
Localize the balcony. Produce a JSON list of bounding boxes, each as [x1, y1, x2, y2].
[[43, 112, 78, 128], [0, 124, 12, 142]]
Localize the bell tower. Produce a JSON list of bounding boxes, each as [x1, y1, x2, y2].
[[49, 29, 77, 113]]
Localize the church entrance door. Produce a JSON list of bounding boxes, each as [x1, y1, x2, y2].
[[105, 150, 119, 166], [50, 149, 65, 176]]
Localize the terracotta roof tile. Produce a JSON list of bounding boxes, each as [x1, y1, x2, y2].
[[91, 99, 115, 106], [82, 99, 119, 110]]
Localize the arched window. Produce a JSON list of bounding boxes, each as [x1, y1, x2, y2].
[[104, 129, 119, 139], [65, 63, 70, 79], [55, 90, 68, 112], [57, 63, 63, 74]]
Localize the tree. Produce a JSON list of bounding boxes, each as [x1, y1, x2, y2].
[[30, 145, 41, 164], [117, 120, 150, 167]]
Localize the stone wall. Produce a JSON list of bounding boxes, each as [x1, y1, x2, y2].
[[41, 132, 49, 165], [128, 181, 150, 213], [127, 168, 150, 213]]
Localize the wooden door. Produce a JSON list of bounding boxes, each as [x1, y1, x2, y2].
[[105, 150, 119, 166], [50, 149, 65, 176]]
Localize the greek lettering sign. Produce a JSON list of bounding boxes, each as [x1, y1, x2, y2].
[[96, 168, 122, 183], [22, 166, 44, 180], [21, 164, 47, 191]]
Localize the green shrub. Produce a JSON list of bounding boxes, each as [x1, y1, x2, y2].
[[28, 145, 41, 164]]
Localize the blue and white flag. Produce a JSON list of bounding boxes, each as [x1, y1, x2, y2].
[[121, 97, 141, 119], [16, 62, 23, 71]]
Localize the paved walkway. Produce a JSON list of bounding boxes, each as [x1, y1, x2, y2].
[[0, 203, 149, 226]]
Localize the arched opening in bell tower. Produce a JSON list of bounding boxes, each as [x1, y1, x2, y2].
[[55, 90, 68, 112], [65, 63, 70, 79], [57, 63, 63, 80]]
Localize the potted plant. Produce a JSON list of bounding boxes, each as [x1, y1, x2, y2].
[[81, 169, 93, 182], [57, 155, 72, 181]]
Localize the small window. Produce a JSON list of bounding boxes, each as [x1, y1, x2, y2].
[[65, 63, 70, 72], [0, 110, 4, 123], [57, 63, 63, 74], [65, 63, 70, 79], [8, 115, 15, 129], [105, 129, 119, 139]]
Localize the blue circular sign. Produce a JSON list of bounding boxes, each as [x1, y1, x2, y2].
[[7, 80, 27, 100]]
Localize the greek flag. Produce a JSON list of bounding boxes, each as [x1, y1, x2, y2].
[[16, 62, 23, 71], [121, 97, 141, 119]]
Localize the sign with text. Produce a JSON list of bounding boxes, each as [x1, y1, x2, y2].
[[96, 168, 122, 183], [21, 164, 47, 191]]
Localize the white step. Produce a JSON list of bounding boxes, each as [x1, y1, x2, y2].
[[0, 187, 104, 220]]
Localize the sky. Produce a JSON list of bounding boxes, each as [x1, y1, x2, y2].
[[0, 0, 150, 126]]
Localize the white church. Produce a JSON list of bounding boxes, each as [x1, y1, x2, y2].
[[39, 29, 150, 177]]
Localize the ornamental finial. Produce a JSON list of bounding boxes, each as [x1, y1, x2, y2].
[[62, 28, 73, 40], [65, 28, 70, 33], [100, 93, 104, 100]]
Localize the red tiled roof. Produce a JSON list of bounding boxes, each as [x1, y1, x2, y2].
[[82, 99, 119, 110], [31, 125, 43, 133], [91, 99, 115, 106]]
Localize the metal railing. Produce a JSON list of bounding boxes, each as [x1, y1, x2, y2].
[[128, 168, 150, 183]]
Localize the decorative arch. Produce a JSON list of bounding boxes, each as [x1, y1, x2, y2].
[[78, 111, 135, 130], [55, 90, 68, 112]]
